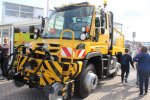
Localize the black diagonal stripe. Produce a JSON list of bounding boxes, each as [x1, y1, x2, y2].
[[43, 76, 49, 85], [72, 62, 79, 78], [57, 62, 63, 68], [48, 61, 62, 80], [43, 62, 48, 69], [19, 57, 24, 66], [22, 57, 30, 68]]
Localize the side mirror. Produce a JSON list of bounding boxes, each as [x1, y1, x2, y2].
[[95, 28, 100, 42], [101, 28, 105, 34]]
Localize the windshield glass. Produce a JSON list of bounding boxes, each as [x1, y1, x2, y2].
[[42, 6, 94, 39]]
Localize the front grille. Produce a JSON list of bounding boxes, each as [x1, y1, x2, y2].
[[37, 43, 44, 47], [34, 53, 46, 59], [49, 49, 59, 53], [35, 43, 60, 59], [50, 44, 60, 47]]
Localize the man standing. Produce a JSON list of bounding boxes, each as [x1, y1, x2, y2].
[[0, 37, 9, 80], [133, 46, 150, 96], [121, 48, 134, 84]]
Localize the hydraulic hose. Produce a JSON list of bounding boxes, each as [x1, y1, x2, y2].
[[4, 44, 24, 79], [28, 54, 49, 80]]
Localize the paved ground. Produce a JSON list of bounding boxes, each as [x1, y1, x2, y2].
[[0, 68, 149, 100]]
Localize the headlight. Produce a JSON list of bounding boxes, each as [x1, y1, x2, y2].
[[81, 26, 86, 32], [34, 33, 38, 39], [34, 28, 38, 33], [80, 33, 86, 41]]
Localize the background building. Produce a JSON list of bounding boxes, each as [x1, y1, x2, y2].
[[0, 0, 52, 24]]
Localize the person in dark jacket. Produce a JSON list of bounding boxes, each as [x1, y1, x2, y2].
[[121, 48, 134, 83], [0, 37, 9, 80], [133, 46, 150, 96]]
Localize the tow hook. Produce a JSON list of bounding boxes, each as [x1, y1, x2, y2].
[[62, 80, 74, 100], [47, 80, 74, 100]]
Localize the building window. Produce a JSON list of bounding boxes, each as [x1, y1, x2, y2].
[[20, 12, 33, 18], [5, 2, 19, 17], [20, 6, 33, 18], [5, 2, 19, 10], [5, 10, 19, 17], [4, 2, 33, 18]]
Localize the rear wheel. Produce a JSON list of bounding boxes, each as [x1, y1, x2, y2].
[[75, 63, 98, 98]]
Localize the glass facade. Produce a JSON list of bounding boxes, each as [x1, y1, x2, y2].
[[0, 1, 53, 24], [5, 2, 33, 18]]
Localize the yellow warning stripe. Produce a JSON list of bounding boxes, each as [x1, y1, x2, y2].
[[19, 57, 28, 69], [44, 61, 61, 82]]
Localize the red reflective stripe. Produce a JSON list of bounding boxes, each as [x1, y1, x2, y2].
[[62, 47, 72, 57], [82, 51, 86, 57], [77, 50, 82, 56], [77, 50, 86, 57]]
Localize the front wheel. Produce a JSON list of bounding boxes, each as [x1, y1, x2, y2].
[[13, 80, 25, 87], [75, 63, 98, 98]]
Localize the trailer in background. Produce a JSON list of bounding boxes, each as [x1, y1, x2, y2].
[[0, 18, 45, 55]]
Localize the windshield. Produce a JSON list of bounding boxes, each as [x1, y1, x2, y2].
[[42, 6, 94, 39]]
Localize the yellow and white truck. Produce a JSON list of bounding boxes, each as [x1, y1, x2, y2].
[[5, 2, 124, 100]]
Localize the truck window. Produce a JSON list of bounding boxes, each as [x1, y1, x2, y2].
[[48, 14, 64, 30], [55, 16, 64, 29]]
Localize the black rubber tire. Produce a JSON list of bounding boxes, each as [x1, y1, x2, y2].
[[13, 80, 25, 87], [74, 63, 97, 99]]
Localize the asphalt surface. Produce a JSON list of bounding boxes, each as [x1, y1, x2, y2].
[[0, 68, 149, 100]]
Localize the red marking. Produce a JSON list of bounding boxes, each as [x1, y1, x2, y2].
[[82, 51, 86, 57], [62, 47, 72, 57], [77, 50, 86, 57], [77, 50, 82, 56]]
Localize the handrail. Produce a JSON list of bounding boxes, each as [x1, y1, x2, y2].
[[59, 29, 75, 63]]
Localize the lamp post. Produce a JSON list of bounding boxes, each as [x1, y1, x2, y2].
[[132, 32, 136, 49], [43, 0, 49, 18], [133, 32, 136, 42]]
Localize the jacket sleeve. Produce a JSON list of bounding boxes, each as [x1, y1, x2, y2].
[[133, 54, 139, 62], [129, 56, 134, 68]]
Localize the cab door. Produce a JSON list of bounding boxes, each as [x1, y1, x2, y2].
[[94, 11, 110, 54]]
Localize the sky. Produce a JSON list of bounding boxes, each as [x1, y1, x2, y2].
[[0, 0, 149, 42], [48, 0, 150, 42]]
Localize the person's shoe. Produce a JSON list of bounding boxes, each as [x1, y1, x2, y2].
[[136, 82, 139, 85], [0, 76, 5, 80], [139, 93, 143, 97], [124, 79, 128, 83], [144, 92, 148, 95]]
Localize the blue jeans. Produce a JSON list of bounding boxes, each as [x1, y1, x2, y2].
[[138, 71, 150, 94]]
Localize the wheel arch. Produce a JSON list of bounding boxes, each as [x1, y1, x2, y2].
[[84, 52, 103, 78]]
